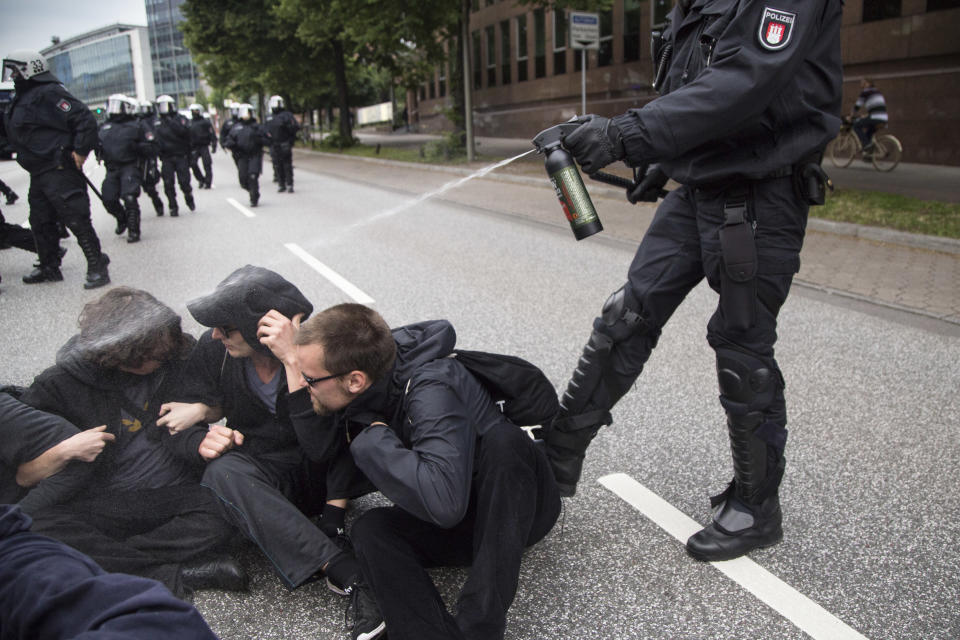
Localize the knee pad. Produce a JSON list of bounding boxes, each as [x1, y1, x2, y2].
[[121, 195, 139, 211], [715, 347, 778, 417], [596, 286, 649, 342]]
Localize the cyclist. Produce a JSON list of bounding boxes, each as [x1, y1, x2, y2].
[[851, 79, 887, 156]]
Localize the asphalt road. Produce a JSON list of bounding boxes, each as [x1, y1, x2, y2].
[[1, 152, 958, 640]]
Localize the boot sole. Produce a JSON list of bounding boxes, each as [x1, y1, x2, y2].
[[685, 530, 783, 562]]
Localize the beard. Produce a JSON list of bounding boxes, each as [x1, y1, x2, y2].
[[310, 394, 334, 416]]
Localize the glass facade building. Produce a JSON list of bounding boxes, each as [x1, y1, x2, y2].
[[41, 25, 154, 109], [146, 0, 200, 106]]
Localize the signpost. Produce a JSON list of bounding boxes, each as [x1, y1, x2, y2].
[[569, 11, 600, 115]]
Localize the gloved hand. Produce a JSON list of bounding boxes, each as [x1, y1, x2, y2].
[[627, 164, 669, 203], [562, 114, 625, 175]]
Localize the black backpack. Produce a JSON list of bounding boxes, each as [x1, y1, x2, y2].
[[450, 350, 559, 426]]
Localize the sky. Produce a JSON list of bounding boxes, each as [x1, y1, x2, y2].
[[0, 0, 148, 55]]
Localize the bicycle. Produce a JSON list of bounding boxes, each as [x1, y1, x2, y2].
[[829, 117, 902, 172]]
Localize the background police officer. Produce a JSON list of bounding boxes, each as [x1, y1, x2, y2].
[[97, 95, 156, 243], [224, 104, 266, 207], [543, 0, 843, 562], [2, 50, 110, 289], [219, 102, 240, 185], [153, 95, 194, 217], [264, 95, 299, 193], [188, 103, 216, 189], [136, 100, 165, 216]]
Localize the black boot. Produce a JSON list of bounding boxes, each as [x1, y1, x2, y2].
[[126, 208, 140, 243], [22, 265, 63, 284], [179, 556, 249, 592], [185, 193, 196, 211], [151, 194, 164, 216], [686, 485, 783, 561], [83, 254, 110, 289], [543, 414, 604, 497]]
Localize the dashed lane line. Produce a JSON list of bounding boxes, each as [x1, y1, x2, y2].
[[227, 197, 256, 218], [284, 243, 374, 304]]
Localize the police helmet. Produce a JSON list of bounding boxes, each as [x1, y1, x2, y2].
[[106, 94, 134, 117], [189, 102, 203, 115], [238, 103, 255, 121], [2, 49, 51, 82], [229, 101, 240, 119], [138, 100, 155, 117], [156, 95, 176, 115], [268, 95, 284, 113]]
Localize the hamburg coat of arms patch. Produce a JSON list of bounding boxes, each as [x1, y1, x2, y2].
[[758, 7, 797, 51]]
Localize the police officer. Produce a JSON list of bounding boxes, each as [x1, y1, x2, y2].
[[542, 0, 842, 562], [137, 100, 165, 216], [1, 49, 110, 289], [188, 103, 216, 189], [219, 101, 240, 184], [97, 95, 155, 243], [224, 104, 266, 207], [153, 95, 194, 217], [264, 95, 299, 193]]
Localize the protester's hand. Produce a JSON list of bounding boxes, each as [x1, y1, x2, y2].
[[562, 114, 625, 175], [198, 425, 244, 460], [72, 151, 87, 171], [157, 402, 208, 434], [627, 165, 669, 204], [61, 425, 115, 462], [257, 310, 303, 367]]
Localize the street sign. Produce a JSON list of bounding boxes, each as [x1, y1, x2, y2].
[[570, 12, 600, 50]]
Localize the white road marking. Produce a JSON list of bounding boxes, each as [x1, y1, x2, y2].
[[598, 473, 870, 640], [227, 197, 256, 218], [284, 243, 375, 304]]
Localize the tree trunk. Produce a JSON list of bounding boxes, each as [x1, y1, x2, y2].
[[333, 38, 352, 143]]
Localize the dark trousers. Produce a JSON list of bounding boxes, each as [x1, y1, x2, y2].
[[271, 143, 293, 187], [27, 168, 103, 270], [200, 446, 341, 589], [853, 118, 879, 148], [160, 154, 192, 206], [101, 163, 142, 218], [352, 422, 561, 640], [190, 146, 213, 185], [236, 153, 262, 199], [29, 484, 235, 597], [0, 211, 37, 252]]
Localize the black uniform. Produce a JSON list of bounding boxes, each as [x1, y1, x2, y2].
[[188, 113, 217, 188], [137, 113, 165, 216], [549, 0, 843, 562], [98, 114, 156, 242], [264, 109, 299, 192], [224, 118, 266, 206], [219, 115, 240, 182], [3, 74, 109, 289], [153, 111, 194, 215]]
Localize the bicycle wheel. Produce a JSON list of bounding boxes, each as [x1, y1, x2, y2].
[[830, 132, 857, 168], [871, 134, 902, 172]]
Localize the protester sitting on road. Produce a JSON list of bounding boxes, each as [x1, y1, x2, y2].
[[295, 304, 561, 640], [0, 504, 219, 639], [156, 265, 373, 597], [18, 286, 247, 599]]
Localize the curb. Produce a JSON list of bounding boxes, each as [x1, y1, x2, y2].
[[296, 148, 960, 255]]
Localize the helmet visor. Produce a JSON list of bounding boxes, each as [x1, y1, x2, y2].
[[107, 97, 126, 115], [1, 60, 23, 82]]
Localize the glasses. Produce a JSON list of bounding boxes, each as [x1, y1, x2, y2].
[[302, 371, 346, 387]]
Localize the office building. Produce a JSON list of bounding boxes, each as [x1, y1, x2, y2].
[[146, 0, 201, 106]]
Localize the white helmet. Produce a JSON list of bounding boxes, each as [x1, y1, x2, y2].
[[189, 102, 203, 114], [156, 95, 176, 115], [238, 103, 255, 120], [2, 49, 50, 81], [138, 99, 155, 117], [229, 101, 240, 118], [268, 95, 284, 112], [106, 94, 133, 116]]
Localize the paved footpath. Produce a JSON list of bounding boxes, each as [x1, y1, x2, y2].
[[295, 147, 960, 327]]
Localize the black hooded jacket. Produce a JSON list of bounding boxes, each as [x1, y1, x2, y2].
[[346, 320, 515, 528]]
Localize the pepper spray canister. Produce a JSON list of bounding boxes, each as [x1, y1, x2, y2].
[[532, 121, 603, 241]]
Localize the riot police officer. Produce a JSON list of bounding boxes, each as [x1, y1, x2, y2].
[[264, 95, 299, 193], [188, 103, 216, 189], [224, 104, 266, 207], [153, 95, 194, 217], [1, 49, 110, 289], [543, 0, 843, 562], [219, 101, 241, 184], [137, 100, 165, 216], [97, 95, 155, 243]]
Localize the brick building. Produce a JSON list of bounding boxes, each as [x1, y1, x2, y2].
[[412, 0, 960, 165]]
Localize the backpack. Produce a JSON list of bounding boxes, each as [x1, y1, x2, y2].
[[449, 350, 559, 426]]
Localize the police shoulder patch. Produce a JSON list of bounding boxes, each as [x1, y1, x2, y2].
[[758, 7, 796, 51], [57, 99, 72, 112]]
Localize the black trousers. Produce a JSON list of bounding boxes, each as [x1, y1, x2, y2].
[[190, 146, 213, 185], [352, 421, 561, 640], [160, 154, 192, 206], [29, 484, 235, 597], [236, 153, 262, 198], [271, 142, 293, 187], [0, 211, 37, 253], [27, 168, 103, 270], [200, 446, 341, 589], [101, 163, 142, 216]]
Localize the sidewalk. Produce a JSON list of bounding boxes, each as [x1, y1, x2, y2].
[[294, 143, 960, 326]]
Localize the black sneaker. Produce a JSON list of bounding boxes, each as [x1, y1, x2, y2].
[[345, 581, 386, 640], [22, 266, 63, 284]]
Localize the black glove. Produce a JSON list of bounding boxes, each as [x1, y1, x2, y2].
[[627, 164, 669, 204], [562, 114, 626, 175]]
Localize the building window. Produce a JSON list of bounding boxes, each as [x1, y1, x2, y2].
[[598, 10, 613, 67], [862, 0, 901, 21], [624, 0, 642, 63], [517, 15, 529, 82], [553, 9, 567, 75], [500, 20, 512, 85], [927, 0, 960, 8], [486, 25, 496, 87], [472, 30, 482, 89], [534, 8, 546, 78]]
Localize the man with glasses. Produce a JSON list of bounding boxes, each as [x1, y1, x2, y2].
[[156, 265, 376, 616]]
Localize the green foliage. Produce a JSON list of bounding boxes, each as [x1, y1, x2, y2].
[[514, 0, 614, 10], [819, 189, 960, 238]]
